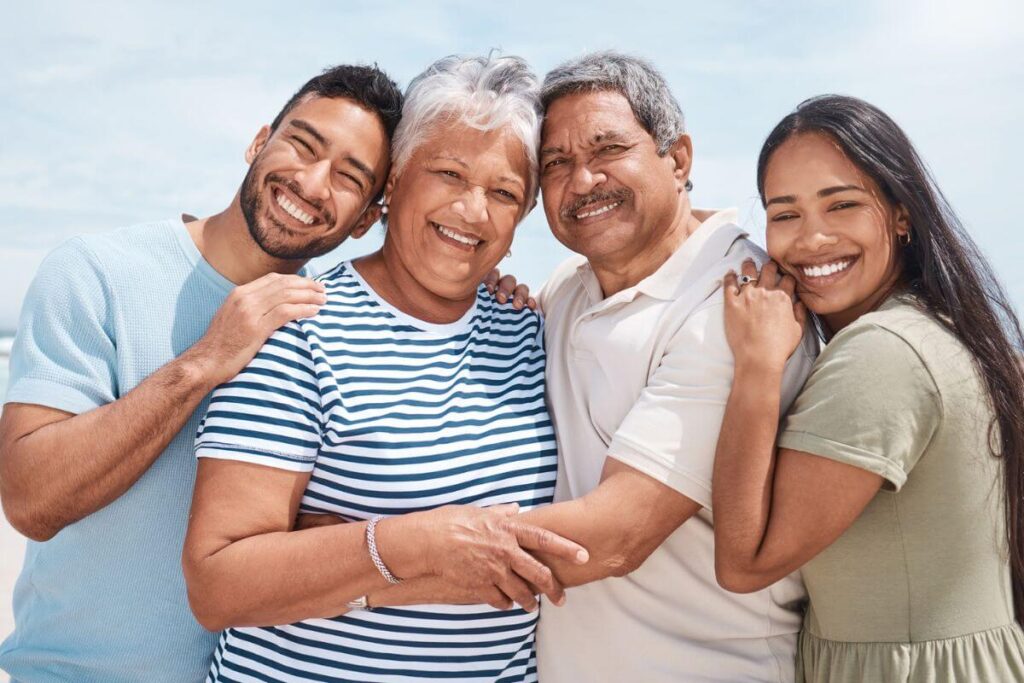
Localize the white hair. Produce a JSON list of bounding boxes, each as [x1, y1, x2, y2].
[[391, 53, 541, 199]]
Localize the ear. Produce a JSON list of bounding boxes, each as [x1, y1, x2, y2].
[[668, 134, 694, 193], [351, 203, 382, 238], [894, 203, 910, 238], [245, 125, 272, 165]]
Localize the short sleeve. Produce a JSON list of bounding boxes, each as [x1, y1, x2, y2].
[[608, 301, 816, 509], [778, 323, 941, 491], [195, 323, 323, 472], [5, 239, 118, 414]]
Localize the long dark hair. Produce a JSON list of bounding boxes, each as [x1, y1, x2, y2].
[[757, 94, 1024, 624]]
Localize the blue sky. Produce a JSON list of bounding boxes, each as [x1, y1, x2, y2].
[[1, 0, 1022, 331]]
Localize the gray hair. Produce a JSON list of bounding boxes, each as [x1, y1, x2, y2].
[[391, 53, 541, 197], [541, 51, 685, 155]]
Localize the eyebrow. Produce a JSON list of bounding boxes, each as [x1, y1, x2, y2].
[[290, 119, 377, 188], [288, 119, 327, 148], [540, 130, 632, 158], [765, 184, 867, 207]]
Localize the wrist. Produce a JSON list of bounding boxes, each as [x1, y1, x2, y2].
[[372, 514, 431, 580], [733, 357, 786, 384], [176, 344, 227, 393]]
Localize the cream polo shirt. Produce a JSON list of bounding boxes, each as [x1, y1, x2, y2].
[[536, 209, 818, 683]]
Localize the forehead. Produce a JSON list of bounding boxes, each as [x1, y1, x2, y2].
[[764, 132, 869, 193], [415, 121, 530, 181], [277, 96, 390, 165], [542, 90, 648, 146]]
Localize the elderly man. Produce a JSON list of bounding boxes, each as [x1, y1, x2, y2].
[[517, 52, 818, 681]]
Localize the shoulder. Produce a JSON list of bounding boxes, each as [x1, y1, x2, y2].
[[538, 254, 589, 309], [832, 298, 948, 365], [67, 219, 182, 273]]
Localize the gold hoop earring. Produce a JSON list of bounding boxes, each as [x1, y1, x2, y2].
[[898, 232, 911, 246]]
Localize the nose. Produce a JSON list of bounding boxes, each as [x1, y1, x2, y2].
[[451, 186, 489, 224], [795, 217, 840, 251], [294, 158, 332, 202], [568, 161, 606, 197]]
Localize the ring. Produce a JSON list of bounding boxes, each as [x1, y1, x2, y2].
[[737, 274, 758, 287]]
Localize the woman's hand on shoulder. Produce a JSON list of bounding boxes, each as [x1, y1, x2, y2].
[[722, 259, 806, 371]]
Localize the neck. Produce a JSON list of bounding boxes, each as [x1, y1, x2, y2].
[[822, 273, 904, 335], [353, 239, 476, 324], [186, 192, 307, 286], [591, 202, 705, 297]]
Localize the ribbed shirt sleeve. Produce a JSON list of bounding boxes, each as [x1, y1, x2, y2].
[[5, 238, 119, 414]]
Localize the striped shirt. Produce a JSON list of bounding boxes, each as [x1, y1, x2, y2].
[[194, 261, 557, 682]]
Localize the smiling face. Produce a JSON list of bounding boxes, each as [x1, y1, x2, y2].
[[382, 120, 531, 300], [763, 132, 909, 331], [539, 90, 691, 274], [240, 95, 390, 260]]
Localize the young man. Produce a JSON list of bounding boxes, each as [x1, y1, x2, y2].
[[0, 65, 402, 682]]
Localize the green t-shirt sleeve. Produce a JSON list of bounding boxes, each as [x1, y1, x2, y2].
[[778, 322, 942, 491]]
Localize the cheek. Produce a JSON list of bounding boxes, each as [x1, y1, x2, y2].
[[765, 226, 794, 263]]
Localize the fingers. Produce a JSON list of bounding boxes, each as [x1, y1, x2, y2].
[[778, 272, 797, 298], [513, 523, 589, 564], [509, 551, 564, 605], [511, 283, 531, 310], [483, 587, 514, 611], [722, 271, 740, 297], [497, 573, 539, 612], [264, 302, 323, 329], [740, 258, 759, 285], [495, 274, 519, 305], [794, 300, 808, 328], [525, 296, 538, 311], [483, 268, 501, 294], [757, 261, 779, 288]]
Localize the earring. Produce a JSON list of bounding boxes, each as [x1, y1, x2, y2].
[[684, 179, 693, 192], [898, 231, 911, 246], [381, 196, 390, 215], [506, 249, 512, 258]]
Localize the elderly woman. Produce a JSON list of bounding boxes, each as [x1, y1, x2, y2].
[[182, 54, 587, 683]]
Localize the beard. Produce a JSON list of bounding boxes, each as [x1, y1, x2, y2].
[[239, 157, 349, 261]]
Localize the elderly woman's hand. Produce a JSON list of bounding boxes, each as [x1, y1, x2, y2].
[[723, 260, 807, 372], [414, 503, 588, 612]]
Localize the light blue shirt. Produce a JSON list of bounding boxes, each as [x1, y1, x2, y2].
[[1, 218, 241, 682]]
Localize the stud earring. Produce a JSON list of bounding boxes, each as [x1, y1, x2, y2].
[[506, 249, 512, 258], [685, 179, 693, 192]]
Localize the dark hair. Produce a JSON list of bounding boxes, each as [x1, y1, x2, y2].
[[270, 64, 403, 141], [758, 94, 1024, 624]]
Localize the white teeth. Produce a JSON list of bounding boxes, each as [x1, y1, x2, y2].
[[435, 223, 481, 246], [802, 259, 852, 278], [576, 201, 622, 219], [275, 191, 315, 225]]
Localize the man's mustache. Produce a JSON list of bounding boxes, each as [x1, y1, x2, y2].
[[560, 188, 632, 221]]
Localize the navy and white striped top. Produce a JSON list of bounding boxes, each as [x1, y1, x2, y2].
[[194, 261, 557, 682]]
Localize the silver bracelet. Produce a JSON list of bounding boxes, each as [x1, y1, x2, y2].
[[366, 515, 401, 585]]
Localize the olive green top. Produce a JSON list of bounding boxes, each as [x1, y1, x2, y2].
[[778, 296, 1024, 682]]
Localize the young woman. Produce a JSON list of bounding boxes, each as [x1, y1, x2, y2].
[[712, 95, 1024, 681]]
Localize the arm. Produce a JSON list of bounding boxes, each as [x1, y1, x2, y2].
[[0, 268, 328, 541], [183, 459, 588, 630], [711, 263, 886, 593], [521, 458, 700, 587]]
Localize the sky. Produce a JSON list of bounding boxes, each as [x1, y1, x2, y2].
[[1, 0, 1022, 333]]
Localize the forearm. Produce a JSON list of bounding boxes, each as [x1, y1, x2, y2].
[[186, 515, 429, 630], [521, 466, 696, 588], [710, 362, 785, 584], [1, 353, 216, 539]]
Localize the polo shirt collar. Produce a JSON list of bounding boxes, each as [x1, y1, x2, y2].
[[574, 208, 747, 306]]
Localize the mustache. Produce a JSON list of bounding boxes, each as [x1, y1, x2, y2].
[[265, 172, 334, 225], [559, 188, 632, 220]]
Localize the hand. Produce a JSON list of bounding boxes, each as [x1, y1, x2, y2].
[[187, 273, 327, 387], [409, 504, 588, 612], [722, 260, 806, 371], [483, 269, 537, 311]]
